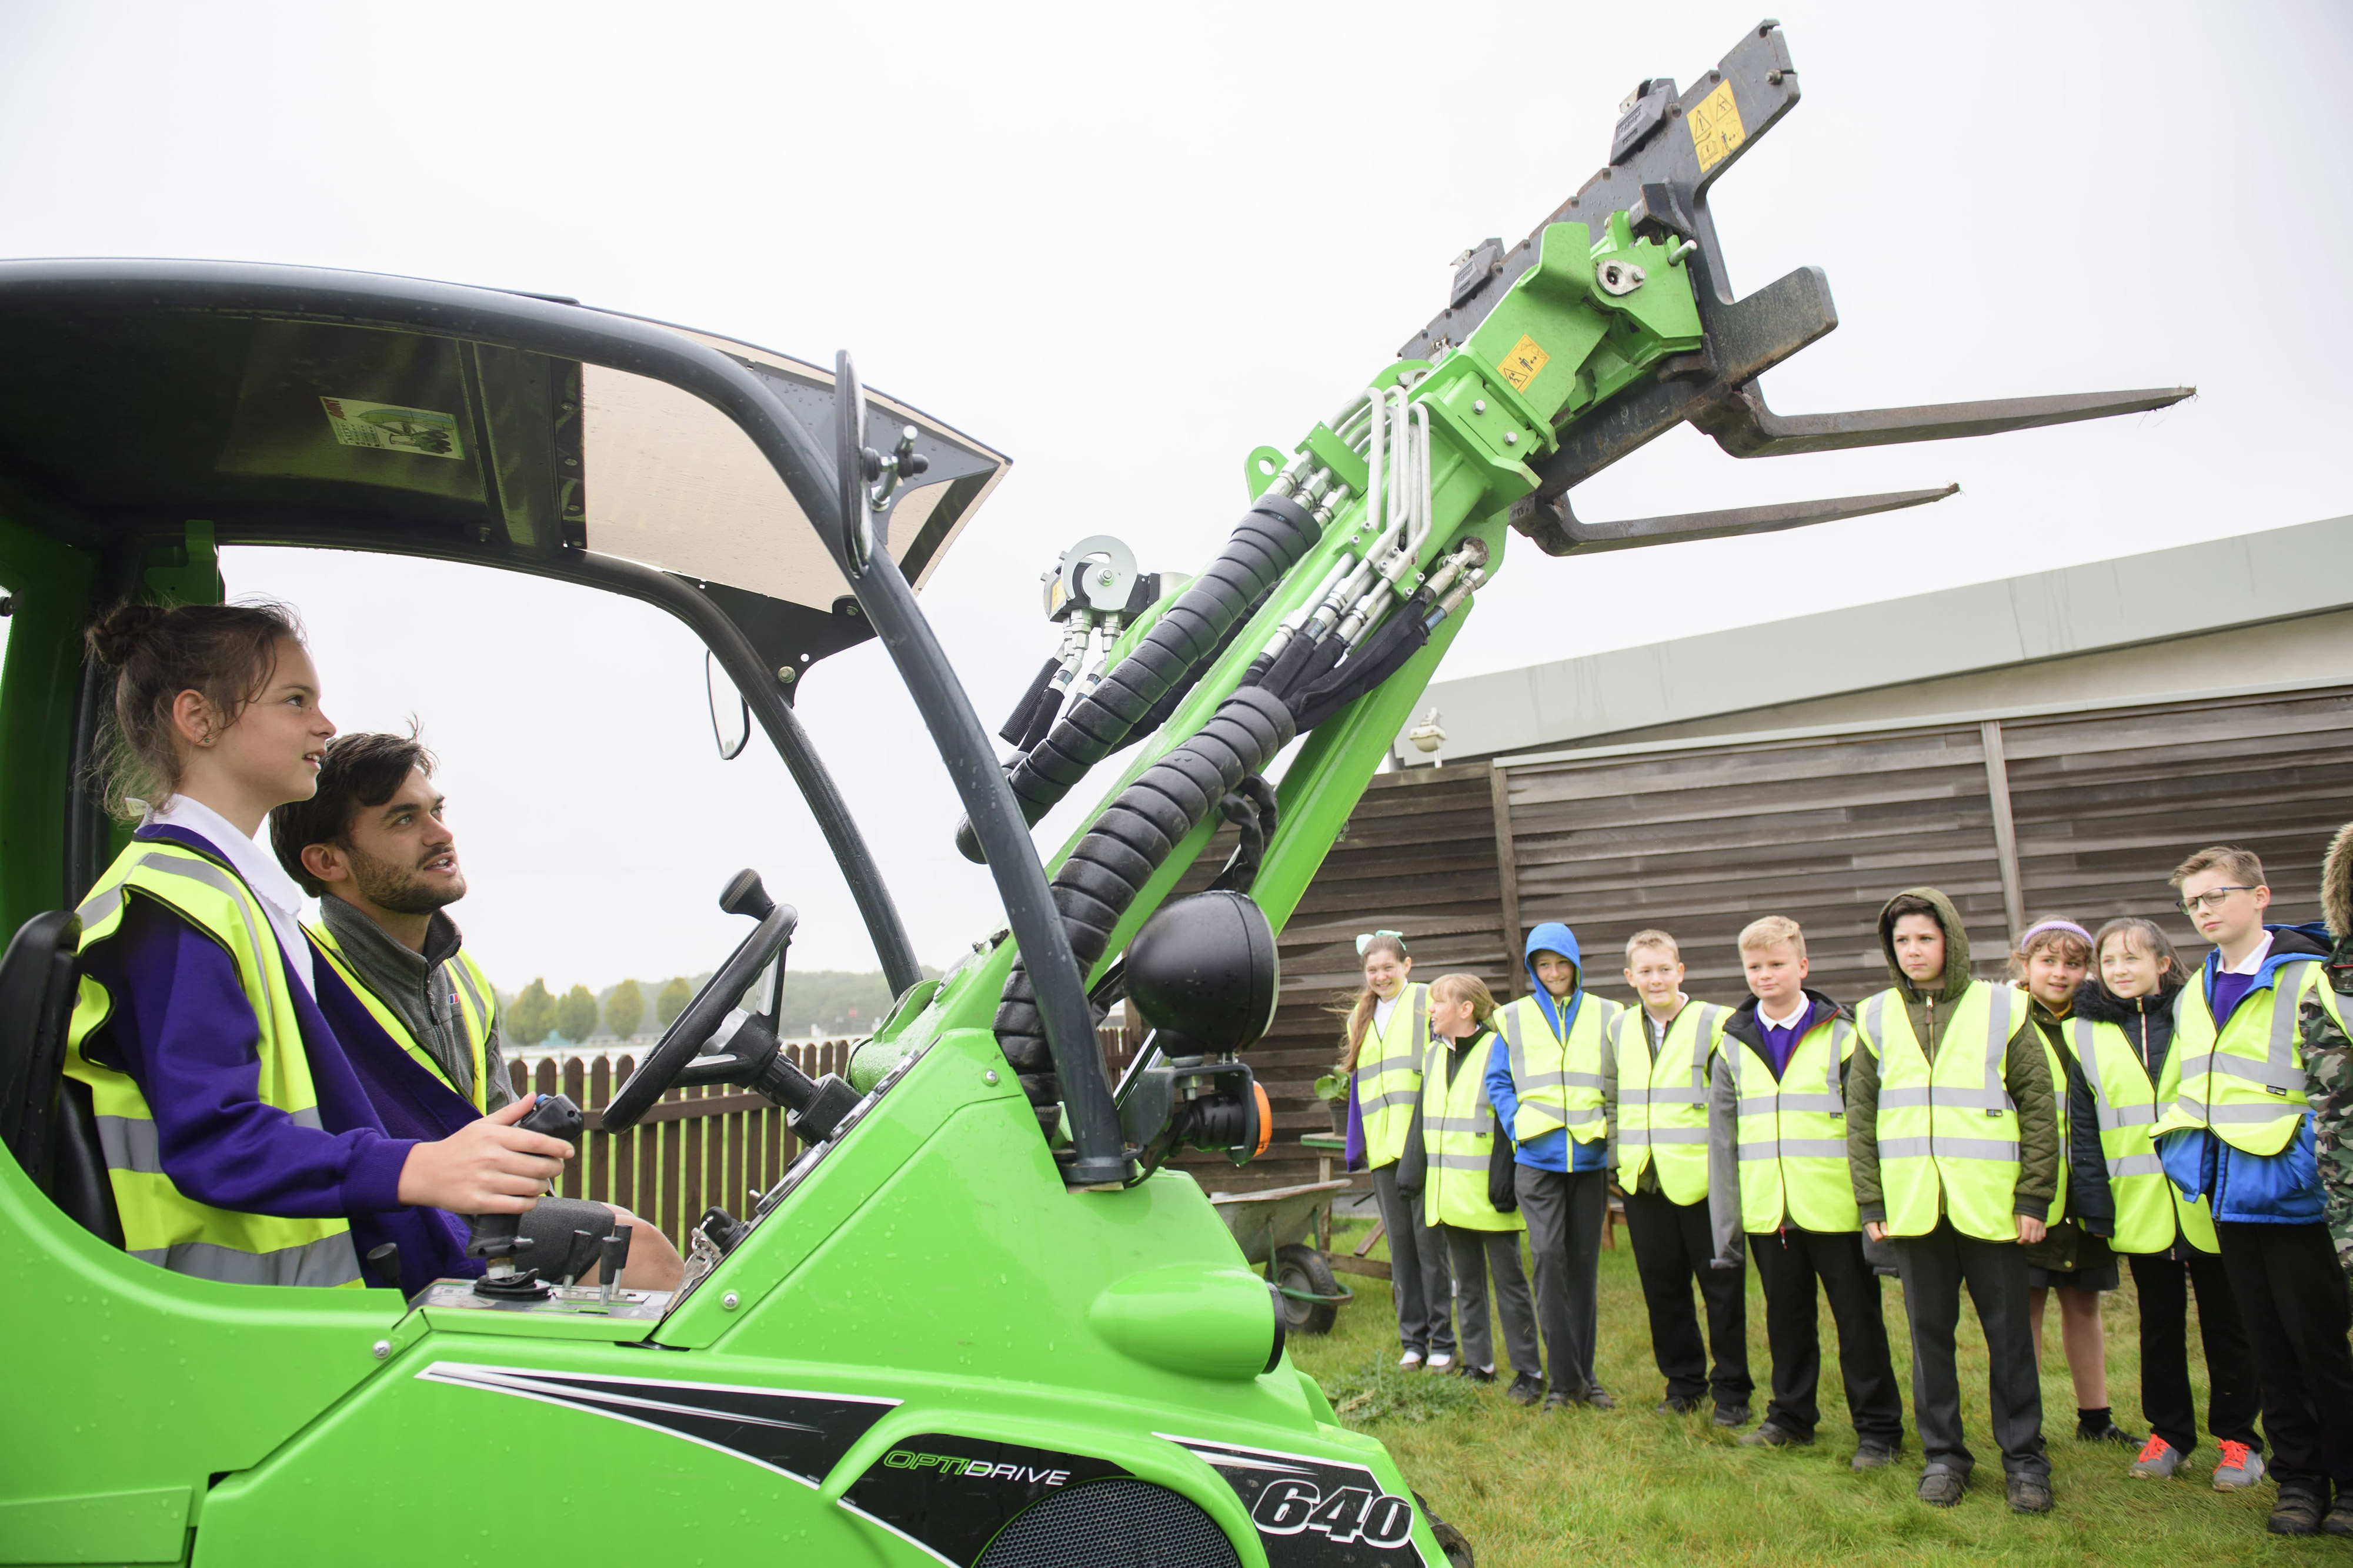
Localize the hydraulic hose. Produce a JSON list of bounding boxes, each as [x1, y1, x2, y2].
[[994, 684, 1298, 1132], [954, 493, 1320, 863]]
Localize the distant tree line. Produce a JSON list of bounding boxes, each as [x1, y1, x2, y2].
[[499, 967, 930, 1047]]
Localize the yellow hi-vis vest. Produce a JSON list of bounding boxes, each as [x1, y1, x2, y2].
[[1859, 981, 2027, 1243], [1610, 1001, 1727, 1205], [1352, 982, 1429, 1170], [1494, 991, 1616, 1146], [1419, 1034, 1523, 1233], [306, 922, 497, 1112], [1729, 1011, 1860, 1234], [2151, 958, 2347, 1157], [2067, 1015, 2208, 1255], [62, 840, 362, 1287]]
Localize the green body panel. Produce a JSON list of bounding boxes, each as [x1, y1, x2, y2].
[[0, 1120, 404, 1559]]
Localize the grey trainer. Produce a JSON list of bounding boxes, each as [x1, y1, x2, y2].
[[2129, 1436, 2182, 1479], [2212, 1440, 2266, 1491]]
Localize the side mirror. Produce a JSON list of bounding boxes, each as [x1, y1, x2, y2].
[[705, 650, 749, 760]]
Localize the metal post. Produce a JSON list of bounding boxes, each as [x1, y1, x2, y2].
[[1488, 760, 1524, 997], [1980, 720, 2026, 938]]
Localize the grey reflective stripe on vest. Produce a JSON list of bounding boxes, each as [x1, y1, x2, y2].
[[130, 1233, 361, 1288], [1859, 995, 1886, 1054], [2071, 1016, 2161, 1132], [1620, 1126, 1708, 1147], [1878, 1135, 2019, 1161], [1755, 1092, 1844, 1114], [1500, 1007, 1568, 1125], [1884, 989, 2015, 1111], [1360, 1088, 1418, 1116], [98, 1105, 323, 1175], [1426, 1116, 1491, 1134], [82, 850, 283, 1022], [1429, 1152, 1491, 1172], [2206, 1102, 2300, 1125], [2107, 1152, 2166, 1178]]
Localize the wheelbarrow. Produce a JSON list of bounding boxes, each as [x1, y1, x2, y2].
[[1209, 1178, 1356, 1336]]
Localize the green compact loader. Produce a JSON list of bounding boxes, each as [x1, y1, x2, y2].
[[0, 22, 2184, 1568]]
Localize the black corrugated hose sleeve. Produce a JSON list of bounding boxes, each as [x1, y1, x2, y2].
[[1289, 614, 1436, 733], [954, 494, 1319, 864], [994, 685, 1298, 1131]]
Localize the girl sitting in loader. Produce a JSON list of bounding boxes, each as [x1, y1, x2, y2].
[[62, 601, 582, 1291]]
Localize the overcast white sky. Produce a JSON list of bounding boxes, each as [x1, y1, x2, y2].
[[4, 2, 2348, 994]]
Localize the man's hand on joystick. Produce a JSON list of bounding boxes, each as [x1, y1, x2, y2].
[[397, 1093, 574, 1212]]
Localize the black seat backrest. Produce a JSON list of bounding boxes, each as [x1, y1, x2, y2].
[[0, 910, 124, 1247]]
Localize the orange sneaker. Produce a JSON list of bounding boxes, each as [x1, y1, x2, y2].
[[2214, 1440, 2267, 1491], [2129, 1434, 2180, 1479]]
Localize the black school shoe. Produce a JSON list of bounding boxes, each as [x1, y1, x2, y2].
[[1713, 1403, 1753, 1429], [1656, 1393, 1703, 1415], [1738, 1422, 1812, 1447], [1506, 1372, 1543, 1406], [1916, 1470, 1965, 1507], [1461, 1365, 1497, 1384], [2271, 1489, 2327, 1536], [2076, 1416, 2141, 1445], [2006, 1474, 2053, 1514], [1851, 1439, 1900, 1472], [2324, 1497, 2353, 1536]]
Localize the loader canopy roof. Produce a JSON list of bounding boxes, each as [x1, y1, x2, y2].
[[0, 259, 1007, 664]]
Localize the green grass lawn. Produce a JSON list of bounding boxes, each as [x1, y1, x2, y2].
[[1284, 1219, 2321, 1566]]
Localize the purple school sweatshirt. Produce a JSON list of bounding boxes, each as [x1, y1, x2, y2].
[[76, 825, 478, 1292]]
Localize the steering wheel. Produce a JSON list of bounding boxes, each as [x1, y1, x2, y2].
[[602, 869, 798, 1131]]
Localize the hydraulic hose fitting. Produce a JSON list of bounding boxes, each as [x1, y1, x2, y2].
[[1433, 566, 1487, 620]]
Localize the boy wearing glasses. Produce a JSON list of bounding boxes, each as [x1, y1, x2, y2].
[[2152, 845, 2353, 1537]]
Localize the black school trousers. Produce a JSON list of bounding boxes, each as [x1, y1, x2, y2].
[[1750, 1225, 1905, 1445], [1623, 1187, 1752, 1409], [2128, 1244, 2260, 1458], [2215, 1219, 2353, 1496], [1892, 1220, 2046, 1481]]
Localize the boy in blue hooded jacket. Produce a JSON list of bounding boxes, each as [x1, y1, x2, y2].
[[2152, 845, 2353, 1537], [1487, 921, 1623, 1411]]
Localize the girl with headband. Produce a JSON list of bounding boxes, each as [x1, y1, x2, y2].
[[2012, 916, 2138, 1446]]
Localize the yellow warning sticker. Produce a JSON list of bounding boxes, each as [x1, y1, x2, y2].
[[1497, 334, 1550, 392], [1689, 80, 1745, 173]]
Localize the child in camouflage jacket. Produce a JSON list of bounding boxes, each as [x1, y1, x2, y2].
[[2305, 820, 2353, 1278]]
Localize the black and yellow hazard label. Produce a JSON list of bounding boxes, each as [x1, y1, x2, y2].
[[1689, 80, 1744, 172], [1497, 334, 1550, 392]]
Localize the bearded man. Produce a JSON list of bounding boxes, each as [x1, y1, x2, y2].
[[270, 731, 512, 1111], [268, 730, 682, 1289]]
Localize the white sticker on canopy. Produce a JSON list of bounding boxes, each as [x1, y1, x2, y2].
[[319, 397, 465, 460]]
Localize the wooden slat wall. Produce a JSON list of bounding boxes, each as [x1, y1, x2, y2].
[[1264, 687, 2353, 1095], [1504, 724, 2011, 1007], [2002, 691, 2353, 938]]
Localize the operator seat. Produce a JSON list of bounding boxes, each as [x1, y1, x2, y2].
[[0, 910, 124, 1246]]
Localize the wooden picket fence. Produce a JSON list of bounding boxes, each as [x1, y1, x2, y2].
[[512, 1025, 1139, 1251]]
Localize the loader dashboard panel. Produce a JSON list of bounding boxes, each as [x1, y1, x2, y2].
[[417, 1281, 676, 1322]]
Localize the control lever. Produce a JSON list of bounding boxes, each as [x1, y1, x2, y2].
[[363, 1241, 401, 1292], [561, 1229, 598, 1287], [598, 1225, 633, 1312], [466, 1093, 583, 1300]]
